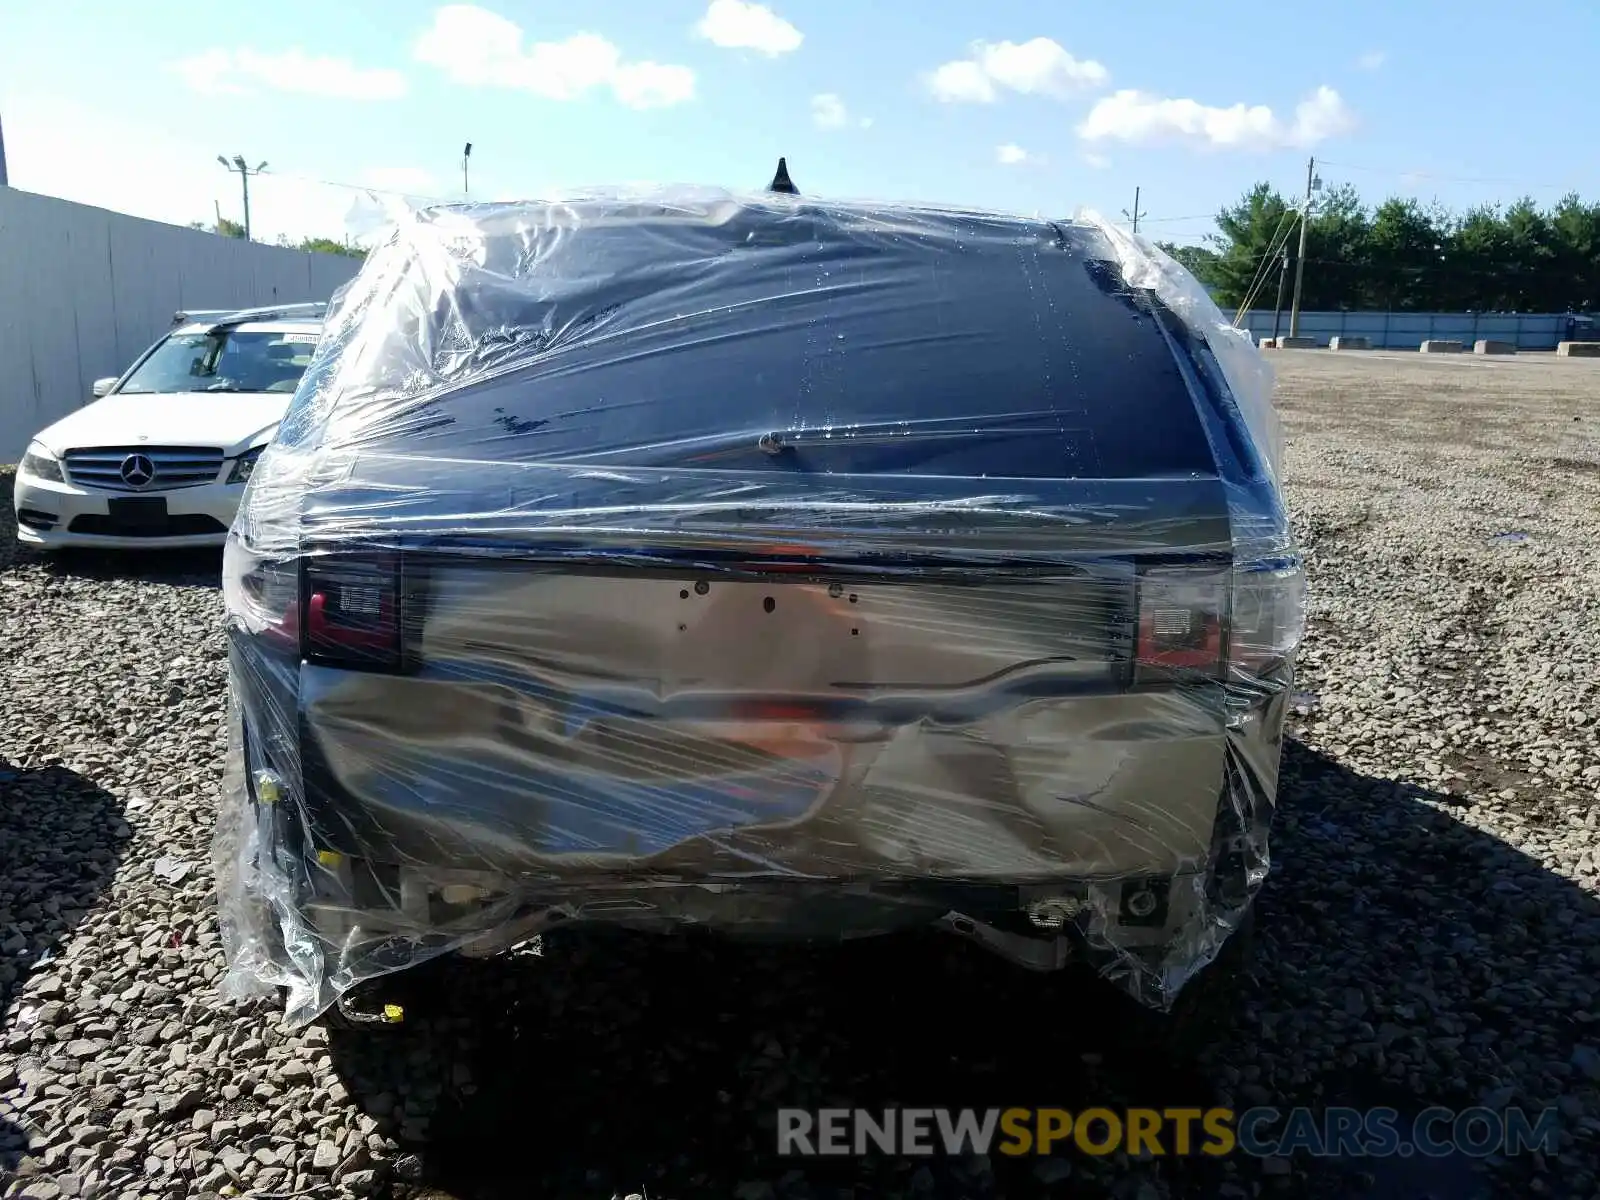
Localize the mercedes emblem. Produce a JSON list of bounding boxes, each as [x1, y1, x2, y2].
[[120, 453, 156, 488]]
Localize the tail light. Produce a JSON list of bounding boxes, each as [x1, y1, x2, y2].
[[1134, 557, 1304, 682], [1227, 557, 1305, 674], [223, 540, 300, 651], [1136, 566, 1226, 677], [304, 554, 406, 669]]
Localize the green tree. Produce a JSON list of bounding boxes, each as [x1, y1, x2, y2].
[[1203, 183, 1299, 314], [297, 236, 366, 260], [1446, 205, 1508, 310], [1361, 199, 1447, 310], [1157, 241, 1221, 284], [1548, 194, 1600, 311], [1195, 183, 1372, 313], [1194, 182, 1599, 313], [1499, 198, 1555, 311]]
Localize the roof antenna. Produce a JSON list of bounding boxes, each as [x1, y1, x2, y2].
[[767, 157, 798, 195]]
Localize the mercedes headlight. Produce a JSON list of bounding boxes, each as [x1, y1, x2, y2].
[[20, 443, 64, 483], [228, 445, 266, 485]]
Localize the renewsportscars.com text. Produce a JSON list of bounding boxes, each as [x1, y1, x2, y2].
[[776, 1106, 1560, 1159]]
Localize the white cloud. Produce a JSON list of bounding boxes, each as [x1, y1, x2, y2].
[[1356, 49, 1386, 71], [415, 5, 695, 108], [695, 0, 802, 55], [173, 48, 408, 100], [1077, 85, 1355, 150], [611, 61, 698, 109], [811, 93, 870, 130], [926, 38, 1108, 103], [996, 143, 1031, 165], [1292, 86, 1357, 144], [2, 95, 380, 244], [927, 60, 994, 103], [1083, 151, 1111, 170]]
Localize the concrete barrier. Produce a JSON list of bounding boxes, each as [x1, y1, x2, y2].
[[1277, 336, 1318, 349], [1557, 341, 1600, 358], [1474, 339, 1517, 355], [1329, 336, 1370, 351], [1419, 340, 1465, 354], [1258, 336, 1277, 349]]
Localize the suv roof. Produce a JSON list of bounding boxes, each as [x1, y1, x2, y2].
[[170, 301, 328, 329]]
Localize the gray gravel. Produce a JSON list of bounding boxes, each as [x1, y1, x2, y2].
[[3, 350, 1600, 1200]]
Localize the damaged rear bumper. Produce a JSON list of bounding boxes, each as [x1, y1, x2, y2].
[[218, 651, 1285, 1025]]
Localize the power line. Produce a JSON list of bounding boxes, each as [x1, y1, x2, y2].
[[1315, 158, 1582, 195], [1232, 206, 1300, 324], [255, 166, 453, 202]]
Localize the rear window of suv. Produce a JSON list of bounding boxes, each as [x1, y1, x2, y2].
[[318, 208, 1219, 481]]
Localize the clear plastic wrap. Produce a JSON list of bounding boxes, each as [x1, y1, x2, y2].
[[214, 190, 1303, 1027]]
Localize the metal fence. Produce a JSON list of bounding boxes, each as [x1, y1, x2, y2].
[[0, 187, 362, 461], [1238, 309, 1596, 351]]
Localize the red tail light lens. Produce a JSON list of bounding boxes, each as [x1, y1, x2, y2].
[[1135, 566, 1226, 677], [223, 541, 300, 651], [305, 555, 404, 668]]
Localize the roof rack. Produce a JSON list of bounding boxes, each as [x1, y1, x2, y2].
[[171, 300, 328, 328]]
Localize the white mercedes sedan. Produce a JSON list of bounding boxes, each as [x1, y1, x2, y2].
[[14, 303, 323, 550]]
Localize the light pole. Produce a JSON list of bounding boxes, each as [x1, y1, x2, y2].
[[217, 155, 268, 239], [462, 143, 472, 195]]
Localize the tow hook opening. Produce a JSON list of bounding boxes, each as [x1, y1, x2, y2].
[[334, 991, 406, 1026]]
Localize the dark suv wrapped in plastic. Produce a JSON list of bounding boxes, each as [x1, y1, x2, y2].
[[216, 189, 1303, 1027]]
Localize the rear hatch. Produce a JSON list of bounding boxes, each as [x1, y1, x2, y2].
[[255, 207, 1272, 875], [286, 482, 1241, 878]]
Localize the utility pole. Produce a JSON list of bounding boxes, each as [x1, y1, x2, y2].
[[216, 155, 268, 240], [1122, 186, 1147, 234], [1288, 155, 1314, 338], [462, 143, 472, 195], [1270, 244, 1291, 343]]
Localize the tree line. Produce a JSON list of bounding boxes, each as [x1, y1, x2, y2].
[[1159, 183, 1600, 315], [188, 217, 367, 260]]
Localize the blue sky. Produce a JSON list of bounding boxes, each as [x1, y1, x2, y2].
[[2, 0, 1596, 245]]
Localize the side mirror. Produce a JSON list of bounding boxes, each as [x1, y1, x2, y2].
[[91, 377, 118, 399]]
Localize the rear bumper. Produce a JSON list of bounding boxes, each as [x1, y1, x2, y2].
[[235, 645, 1284, 966], [291, 666, 1281, 882], [13, 469, 238, 548]]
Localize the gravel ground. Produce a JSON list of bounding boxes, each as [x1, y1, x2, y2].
[[3, 350, 1600, 1200]]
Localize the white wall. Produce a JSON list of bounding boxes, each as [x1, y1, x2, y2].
[[0, 187, 362, 460]]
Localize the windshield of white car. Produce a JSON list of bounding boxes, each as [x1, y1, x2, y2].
[[117, 329, 319, 395]]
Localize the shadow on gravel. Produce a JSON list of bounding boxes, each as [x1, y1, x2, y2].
[[330, 933, 1230, 1200], [318, 738, 1600, 1200], [0, 759, 132, 1171], [1242, 740, 1599, 1200], [32, 547, 223, 589]]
